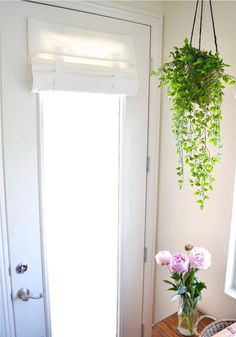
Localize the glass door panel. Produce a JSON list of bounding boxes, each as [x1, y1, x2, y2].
[[41, 92, 120, 337]]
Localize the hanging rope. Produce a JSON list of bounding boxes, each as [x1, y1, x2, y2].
[[209, 0, 219, 53], [190, 0, 218, 53], [190, 0, 199, 46], [198, 0, 204, 50]]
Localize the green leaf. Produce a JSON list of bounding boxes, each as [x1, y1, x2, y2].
[[163, 280, 176, 287], [168, 287, 178, 291], [197, 200, 203, 204]]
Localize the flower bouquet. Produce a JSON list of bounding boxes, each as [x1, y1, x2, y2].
[[155, 244, 211, 336]]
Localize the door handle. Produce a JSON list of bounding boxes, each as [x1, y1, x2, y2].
[[17, 287, 44, 302]]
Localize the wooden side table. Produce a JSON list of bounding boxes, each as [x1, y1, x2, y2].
[[152, 312, 212, 337]]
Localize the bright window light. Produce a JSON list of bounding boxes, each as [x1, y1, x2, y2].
[[225, 169, 236, 299], [40, 92, 120, 337]]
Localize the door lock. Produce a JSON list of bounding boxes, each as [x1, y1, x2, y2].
[[15, 263, 28, 274], [17, 288, 44, 302]]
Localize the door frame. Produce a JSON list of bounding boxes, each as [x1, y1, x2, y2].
[[0, 2, 162, 337], [0, 3, 17, 336]]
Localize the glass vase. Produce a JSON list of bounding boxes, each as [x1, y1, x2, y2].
[[177, 296, 198, 336]]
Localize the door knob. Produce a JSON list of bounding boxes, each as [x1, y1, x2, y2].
[[17, 288, 44, 302]]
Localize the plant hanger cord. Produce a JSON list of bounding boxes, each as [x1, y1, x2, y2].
[[190, 0, 199, 46], [190, 0, 218, 53], [199, 0, 203, 50], [209, 0, 218, 53]]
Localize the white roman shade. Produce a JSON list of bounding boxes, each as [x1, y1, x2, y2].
[[28, 18, 139, 95]]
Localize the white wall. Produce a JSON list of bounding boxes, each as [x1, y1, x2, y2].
[[115, 1, 163, 14], [155, 0, 236, 322]]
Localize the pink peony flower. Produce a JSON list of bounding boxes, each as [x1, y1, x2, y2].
[[170, 253, 189, 273], [189, 247, 211, 270], [155, 250, 172, 266]]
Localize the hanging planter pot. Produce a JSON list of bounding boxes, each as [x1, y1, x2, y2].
[[153, 0, 236, 209]]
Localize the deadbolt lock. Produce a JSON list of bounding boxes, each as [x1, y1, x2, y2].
[[15, 263, 28, 274]]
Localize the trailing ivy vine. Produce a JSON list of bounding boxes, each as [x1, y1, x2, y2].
[[153, 39, 235, 209]]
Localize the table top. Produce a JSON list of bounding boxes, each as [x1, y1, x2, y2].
[[152, 312, 212, 337]]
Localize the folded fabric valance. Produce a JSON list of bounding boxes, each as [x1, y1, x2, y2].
[[28, 18, 139, 95]]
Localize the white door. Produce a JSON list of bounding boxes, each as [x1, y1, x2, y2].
[[0, 1, 150, 337]]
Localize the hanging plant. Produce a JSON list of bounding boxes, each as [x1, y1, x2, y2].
[[153, 0, 236, 209]]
